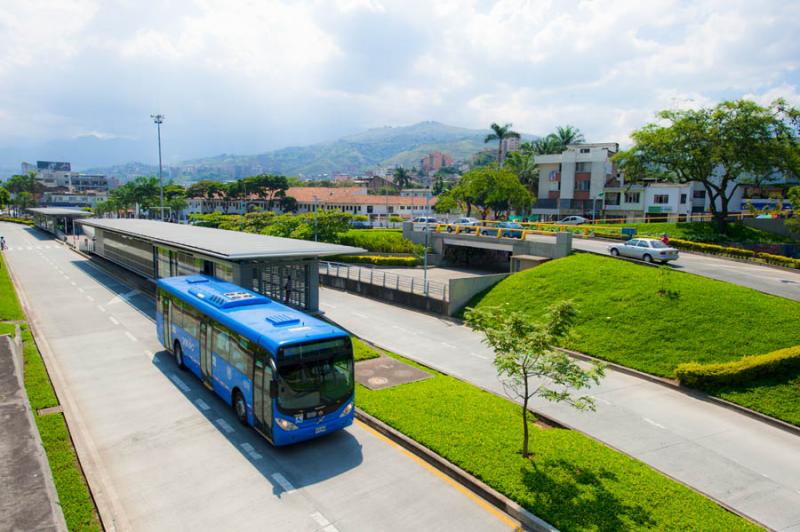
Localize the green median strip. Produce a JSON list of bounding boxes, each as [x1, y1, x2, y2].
[[1, 254, 100, 531], [355, 345, 759, 531]]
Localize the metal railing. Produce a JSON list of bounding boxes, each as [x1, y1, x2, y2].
[[320, 261, 448, 301]]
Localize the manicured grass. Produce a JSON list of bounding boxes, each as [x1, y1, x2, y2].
[[21, 325, 59, 411], [591, 222, 790, 244], [469, 254, 800, 377], [0, 322, 15, 336], [352, 337, 381, 361], [356, 351, 756, 531], [35, 414, 100, 531], [711, 375, 800, 427], [0, 253, 24, 321], [338, 229, 423, 254]]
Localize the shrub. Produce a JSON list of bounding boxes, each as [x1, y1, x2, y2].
[[333, 254, 419, 266], [0, 216, 33, 225], [338, 229, 423, 254], [669, 238, 800, 269], [676, 345, 800, 389]]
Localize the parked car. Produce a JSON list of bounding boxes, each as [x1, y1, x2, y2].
[[481, 221, 525, 238], [608, 238, 679, 263], [350, 220, 372, 229], [446, 217, 480, 233], [557, 215, 589, 225]]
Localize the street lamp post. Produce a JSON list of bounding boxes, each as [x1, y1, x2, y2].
[[313, 195, 319, 241], [151, 114, 165, 221], [423, 187, 431, 295]]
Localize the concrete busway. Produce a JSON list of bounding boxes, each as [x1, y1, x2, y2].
[[319, 287, 800, 531], [0, 221, 515, 532]]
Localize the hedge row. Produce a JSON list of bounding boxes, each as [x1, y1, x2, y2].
[[0, 216, 33, 225], [676, 345, 800, 389], [669, 238, 800, 269], [333, 254, 420, 266]]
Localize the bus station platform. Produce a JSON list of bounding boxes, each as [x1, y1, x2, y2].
[[28, 207, 92, 238], [76, 218, 362, 313]]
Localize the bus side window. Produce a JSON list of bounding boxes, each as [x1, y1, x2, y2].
[[183, 306, 200, 337], [212, 326, 230, 360], [229, 336, 251, 375]]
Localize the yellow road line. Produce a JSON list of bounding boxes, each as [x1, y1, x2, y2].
[[355, 419, 521, 531]]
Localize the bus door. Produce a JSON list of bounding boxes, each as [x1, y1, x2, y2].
[[252, 351, 273, 437], [199, 321, 213, 388], [161, 295, 172, 348]]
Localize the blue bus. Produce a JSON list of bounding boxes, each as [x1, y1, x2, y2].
[[156, 274, 354, 446]]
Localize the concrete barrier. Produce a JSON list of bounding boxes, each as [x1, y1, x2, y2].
[[447, 273, 509, 316]]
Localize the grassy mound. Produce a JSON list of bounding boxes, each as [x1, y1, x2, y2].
[[592, 221, 791, 244], [469, 253, 800, 377]]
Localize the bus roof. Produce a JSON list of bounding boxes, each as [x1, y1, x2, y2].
[[157, 275, 348, 353]]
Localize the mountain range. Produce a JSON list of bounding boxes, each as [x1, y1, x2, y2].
[[5, 121, 534, 181]]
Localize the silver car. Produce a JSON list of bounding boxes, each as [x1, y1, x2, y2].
[[608, 238, 679, 263]]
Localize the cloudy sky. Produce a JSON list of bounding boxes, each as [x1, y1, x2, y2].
[[1, 0, 799, 166]]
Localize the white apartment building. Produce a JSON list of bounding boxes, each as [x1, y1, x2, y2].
[[533, 143, 619, 219], [21, 161, 110, 193]]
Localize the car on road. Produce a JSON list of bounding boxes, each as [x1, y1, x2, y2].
[[481, 221, 525, 238], [608, 238, 679, 263], [445, 217, 480, 233], [557, 215, 589, 225], [412, 216, 439, 231]]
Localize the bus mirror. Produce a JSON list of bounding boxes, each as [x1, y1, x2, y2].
[[269, 380, 278, 399]]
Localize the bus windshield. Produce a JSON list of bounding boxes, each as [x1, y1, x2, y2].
[[276, 338, 353, 413]]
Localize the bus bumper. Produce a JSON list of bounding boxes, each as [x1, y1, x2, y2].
[[272, 412, 354, 446]]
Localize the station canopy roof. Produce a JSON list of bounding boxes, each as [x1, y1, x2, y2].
[[28, 207, 93, 218], [77, 218, 363, 260]]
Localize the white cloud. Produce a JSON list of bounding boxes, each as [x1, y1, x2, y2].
[[0, 0, 798, 163]]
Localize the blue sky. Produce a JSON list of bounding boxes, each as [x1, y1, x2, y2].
[[1, 0, 798, 166]]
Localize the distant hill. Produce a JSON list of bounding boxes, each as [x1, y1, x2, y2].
[[86, 121, 535, 180]]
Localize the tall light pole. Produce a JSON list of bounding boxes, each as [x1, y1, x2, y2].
[[313, 195, 319, 241], [151, 114, 165, 221]]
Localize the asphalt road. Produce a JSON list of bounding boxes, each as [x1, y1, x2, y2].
[[529, 233, 800, 301], [0, 222, 513, 532], [320, 287, 800, 531]]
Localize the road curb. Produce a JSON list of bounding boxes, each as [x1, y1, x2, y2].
[[355, 409, 557, 532], [559, 347, 800, 438]]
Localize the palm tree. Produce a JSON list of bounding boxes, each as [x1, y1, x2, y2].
[[532, 135, 563, 155], [484, 122, 521, 166], [393, 167, 411, 190], [555, 125, 585, 148]]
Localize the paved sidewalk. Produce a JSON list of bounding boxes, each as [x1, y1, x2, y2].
[[0, 333, 66, 531], [321, 287, 800, 531]]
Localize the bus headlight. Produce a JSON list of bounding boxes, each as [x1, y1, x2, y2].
[[275, 418, 298, 431], [340, 402, 354, 417]]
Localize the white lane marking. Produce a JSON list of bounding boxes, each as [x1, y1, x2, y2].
[[468, 351, 489, 360], [124, 331, 137, 342], [762, 473, 770, 478], [77, 287, 84, 293], [170, 374, 191, 392], [86, 295, 95, 302], [352, 311, 368, 319], [144, 350, 154, 359], [392, 325, 406, 331], [109, 316, 119, 326], [26, 246, 32, 250], [311, 512, 340, 532], [320, 302, 337, 309], [272, 473, 295, 493], [216, 418, 235, 434], [241, 442, 263, 460], [108, 289, 141, 305], [70, 281, 77, 286], [62, 275, 69, 280], [195, 398, 210, 411], [441, 342, 456, 349], [591, 395, 612, 405], [97, 305, 106, 312], [643, 417, 666, 429]]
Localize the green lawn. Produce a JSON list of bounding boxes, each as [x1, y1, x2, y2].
[[352, 337, 382, 361], [468, 254, 800, 377], [591, 222, 791, 244], [357, 351, 756, 531], [338, 229, 423, 254], [711, 375, 800, 427], [0, 253, 24, 321]]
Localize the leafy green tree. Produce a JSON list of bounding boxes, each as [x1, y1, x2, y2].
[[615, 99, 800, 233], [13, 191, 34, 212], [484, 122, 520, 166], [788, 186, 800, 236], [0, 186, 10, 210], [186, 180, 225, 199], [554, 125, 585, 147], [449, 165, 533, 219], [393, 167, 411, 190], [431, 174, 446, 195], [531, 135, 563, 155], [279, 195, 298, 213], [263, 211, 352, 241], [432, 191, 459, 215], [92, 199, 115, 217], [466, 301, 605, 459], [248, 174, 289, 209], [506, 141, 539, 193]]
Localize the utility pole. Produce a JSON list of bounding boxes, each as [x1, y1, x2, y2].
[[423, 187, 431, 295], [313, 195, 319, 241], [151, 114, 165, 221]]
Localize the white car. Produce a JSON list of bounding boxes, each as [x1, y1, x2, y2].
[[608, 238, 679, 263], [446, 217, 480, 233], [412, 216, 439, 231], [557, 216, 589, 225]]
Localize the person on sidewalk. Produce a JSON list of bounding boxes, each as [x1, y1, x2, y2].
[[661, 233, 670, 245]]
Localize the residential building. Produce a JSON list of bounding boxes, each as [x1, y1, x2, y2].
[[420, 151, 454, 175], [42, 191, 109, 208], [501, 137, 521, 157], [21, 160, 110, 194], [533, 143, 619, 219]]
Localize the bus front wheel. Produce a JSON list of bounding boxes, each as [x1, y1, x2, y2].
[[173, 341, 185, 370], [233, 391, 247, 425]]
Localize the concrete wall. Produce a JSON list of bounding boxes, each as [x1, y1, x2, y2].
[[320, 274, 447, 314], [446, 273, 509, 316]]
